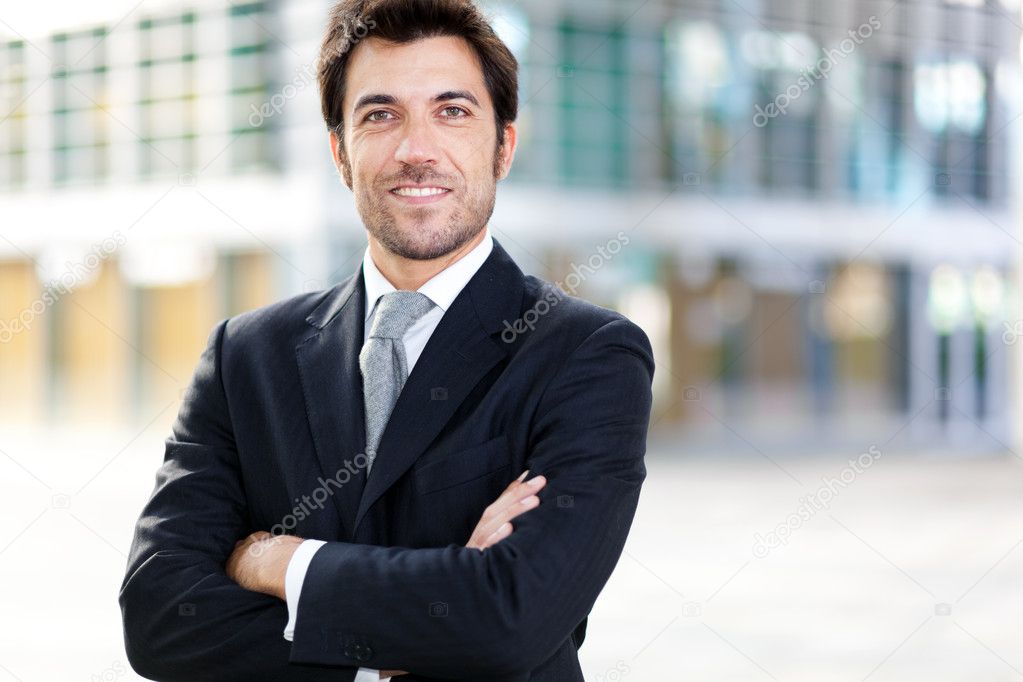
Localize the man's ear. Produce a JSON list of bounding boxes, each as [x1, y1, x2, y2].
[[329, 129, 353, 189], [495, 122, 518, 181]]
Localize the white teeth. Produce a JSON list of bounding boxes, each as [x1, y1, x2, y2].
[[393, 187, 447, 197]]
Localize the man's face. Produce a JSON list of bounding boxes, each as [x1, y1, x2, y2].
[[332, 35, 516, 261]]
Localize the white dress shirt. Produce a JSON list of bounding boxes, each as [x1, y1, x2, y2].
[[282, 230, 494, 681]]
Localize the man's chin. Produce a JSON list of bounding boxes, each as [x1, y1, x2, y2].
[[377, 228, 466, 261]]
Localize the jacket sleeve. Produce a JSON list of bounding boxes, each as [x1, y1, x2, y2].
[[118, 319, 358, 682], [290, 317, 655, 679]]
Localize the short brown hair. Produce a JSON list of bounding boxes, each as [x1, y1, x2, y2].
[[318, 0, 519, 147]]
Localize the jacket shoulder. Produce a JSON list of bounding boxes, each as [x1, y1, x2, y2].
[[220, 279, 351, 350]]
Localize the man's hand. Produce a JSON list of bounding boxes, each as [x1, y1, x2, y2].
[[380, 472, 546, 678], [225, 471, 544, 677], [227, 536, 410, 678], [225, 531, 304, 600], [466, 470, 547, 551], [375, 473, 548, 677]]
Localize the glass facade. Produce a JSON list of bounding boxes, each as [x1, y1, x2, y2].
[[557, 20, 628, 187], [0, 39, 27, 188], [0, 0, 1019, 444], [52, 28, 109, 184], [138, 13, 198, 176], [7, 0, 1014, 199], [228, 1, 274, 171], [0, 3, 278, 187]]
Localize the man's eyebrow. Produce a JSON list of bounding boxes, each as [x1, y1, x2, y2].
[[433, 90, 480, 107], [353, 93, 398, 112], [352, 90, 481, 113]]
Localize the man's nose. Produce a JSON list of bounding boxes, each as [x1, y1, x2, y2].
[[393, 116, 440, 166]]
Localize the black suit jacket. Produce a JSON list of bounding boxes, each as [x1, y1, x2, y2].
[[120, 239, 654, 681]]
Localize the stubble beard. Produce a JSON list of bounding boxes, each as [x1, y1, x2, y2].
[[349, 153, 500, 261]]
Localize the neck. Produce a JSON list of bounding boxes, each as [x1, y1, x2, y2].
[[368, 228, 487, 291]]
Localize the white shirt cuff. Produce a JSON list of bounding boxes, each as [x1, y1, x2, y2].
[[282, 539, 387, 679], [283, 538, 326, 641]]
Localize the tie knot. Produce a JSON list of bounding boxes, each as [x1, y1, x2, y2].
[[368, 290, 435, 340]]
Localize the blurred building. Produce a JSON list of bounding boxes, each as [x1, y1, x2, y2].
[[1, 0, 1021, 453]]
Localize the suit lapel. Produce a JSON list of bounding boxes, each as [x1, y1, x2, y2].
[[294, 271, 368, 540], [353, 239, 526, 531]]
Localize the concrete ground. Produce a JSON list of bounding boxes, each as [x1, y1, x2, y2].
[[582, 445, 1023, 682], [1, 424, 1021, 681]]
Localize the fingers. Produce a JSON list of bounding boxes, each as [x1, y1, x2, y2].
[[485, 474, 545, 528], [488, 471, 546, 519], [476, 496, 532, 550], [485, 520, 513, 545], [471, 472, 546, 548]]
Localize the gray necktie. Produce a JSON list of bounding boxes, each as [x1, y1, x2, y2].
[[359, 290, 435, 476]]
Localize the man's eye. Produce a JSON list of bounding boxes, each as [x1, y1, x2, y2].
[[365, 110, 393, 122], [441, 106, 468, 118]]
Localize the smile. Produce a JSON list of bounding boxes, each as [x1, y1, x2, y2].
[[390, 186, 451, 197]]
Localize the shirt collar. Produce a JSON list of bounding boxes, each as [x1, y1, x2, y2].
[[362, 228, 494, 321]]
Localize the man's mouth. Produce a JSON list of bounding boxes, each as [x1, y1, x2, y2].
[[390, 185, 451, 197], [388, 185, 453, 205]]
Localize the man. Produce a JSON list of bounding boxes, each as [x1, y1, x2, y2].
[[119, 1, 654, 680]]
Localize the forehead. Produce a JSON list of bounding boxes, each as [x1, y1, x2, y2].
[[344, 35, 490, 110]]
